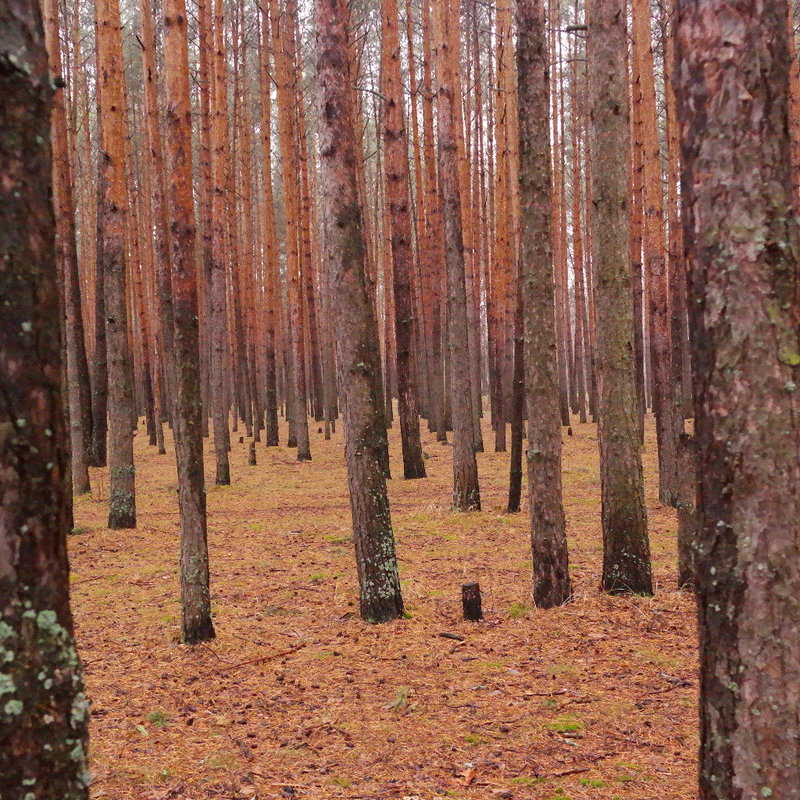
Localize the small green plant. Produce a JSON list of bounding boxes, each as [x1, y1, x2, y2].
[[264, 605, 299, 617], [147, 710, 169, 728], [464, 733, 488, 745], [387, 687, 411, 710], [508, 601, 528, 619], [309, 572, 328, 582], [580, 778, 606, 788], [511, 776, 546, 786], [329, 777, 351, 788], [541, 698, 559, 709], [546, 716, 583, 734], [546, 662, 576, 676], [547, 790, 572, 800]]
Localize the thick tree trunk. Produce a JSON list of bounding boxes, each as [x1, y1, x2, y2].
[[0, 1, 90, 790], [676, 1, 800, 796], [96, 0, 136, 529], [587, 0, 651, 595], [433, 0, 481, 511], [314, 0, 404, 623], [163, 0, 215, 644], [517, 0, 572, 608], [381, 0, 426, 480]]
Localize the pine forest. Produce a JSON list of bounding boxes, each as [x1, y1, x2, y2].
[[2, 0, 800, 797]]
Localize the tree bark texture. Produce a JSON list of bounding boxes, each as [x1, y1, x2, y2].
[[676, 1, 800, 796]]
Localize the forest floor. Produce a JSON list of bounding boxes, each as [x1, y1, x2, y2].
[[71, 410, 697, 800]]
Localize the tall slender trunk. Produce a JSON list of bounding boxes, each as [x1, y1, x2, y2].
[[44, 0, 92, 494], [209, 0, 232, 484], [163, 0, 215, 644], [272, 0, 311, 460], [507, 289, 524, 513], [587, 0, 651, 595], [381, 0, 426, 479], [96, 0, 136, 529], [420, 0, 446, 442], [259, 4, 280, 446], [90, 154, 108, 468], [433, 0, 481, 510], [314, 0, 404, 622], [517, 0, 571, 607], [632, 0, 676, 504]]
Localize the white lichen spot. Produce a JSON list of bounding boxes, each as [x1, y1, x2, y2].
[[0, 673, 15, 696], [4, 699, 23, 716], [71, 692, 89, 727], [21, 321, 32, 333]]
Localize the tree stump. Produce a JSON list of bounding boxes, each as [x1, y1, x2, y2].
[[248, 441, 257, 466], [462, 582, 483, 621]]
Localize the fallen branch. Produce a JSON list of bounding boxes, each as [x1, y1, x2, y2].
[[216, 642, 309, 672]]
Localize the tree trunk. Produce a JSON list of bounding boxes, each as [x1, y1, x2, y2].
[[380, 0, 426, 480], [0, 0, 90, 789], [43, 0, 92, 495], [676, 1, 800, 796], [314, 0, 404, 623], [517, 0, 572, 608], [163, 0, 215, 644], [433, 0, 481, 511], [587, 0, 651, 595], [506, 290, 524, 514], [632, 0, 676, 505], [96, 0, 136, 529], [258, 6, 280, 447], [273, 0, 311, 461], [209, 0, 232, 485]]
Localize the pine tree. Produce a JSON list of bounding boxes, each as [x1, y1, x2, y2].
[[163, 0, 215, 644], [0, 0, 90, 788], [95, 0, 136, 529], [432, 0, 481, 510], [587, 0, 652, 595], [676, 1, 800, 795], [314, 0, 404, 622], [517, 0, 571, 607], [380, 0, 426, 480]]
